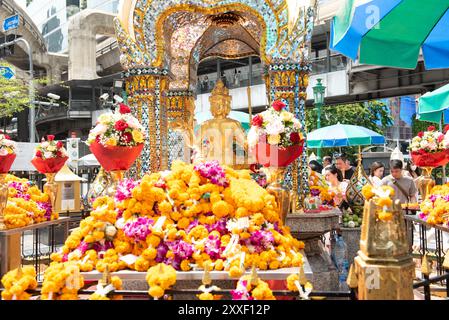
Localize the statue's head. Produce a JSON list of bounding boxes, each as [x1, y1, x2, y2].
[[209, 80, 232, 118]]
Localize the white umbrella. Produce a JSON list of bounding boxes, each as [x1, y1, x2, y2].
[[78, 154, 100, 167]]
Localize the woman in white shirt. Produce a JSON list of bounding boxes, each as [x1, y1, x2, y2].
[[369, 161, 385, 187]]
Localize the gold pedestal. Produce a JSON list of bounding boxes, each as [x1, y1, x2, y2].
[[0, 173, 8, 230], [354, 253, 415, 300], [350, 200, 415, 299], [416, 167, 435, 200], [44, 173, 58, 209], [106, 171, 125, 198], [266, 167, 290, 225]]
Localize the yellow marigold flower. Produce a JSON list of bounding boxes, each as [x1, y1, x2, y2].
[[229, 266, 244, 278], [198, 292, 214, 300], [361, 184, 375, 200], [142, 248, 157, 261], [180, 260, 191, 271], [177, 217, 191, 230], [212, 200, 230, 218]]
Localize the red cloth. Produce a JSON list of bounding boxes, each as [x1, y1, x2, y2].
[[266, 280, 295, 300], [0, 154, 16, 174], [255, 139, 304, 167], [31, 157, 68, 174], [411, 149, 449, 167], [89, 141, 144, 171]]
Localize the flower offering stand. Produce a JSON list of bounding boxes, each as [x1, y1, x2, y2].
[[0, 217, 70, 278], [81, 260, 313, 300], [286, 210, 340, 291]]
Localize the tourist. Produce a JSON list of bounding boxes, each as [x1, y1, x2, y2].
[[404, 160, 421, 180], [324, 165, 348, 207], [321, 156, 332, 175], [309, 160, 323, 174], [335, 154, 355, 181], [369, 161, 385, 187], [381, 159, 418, 205]]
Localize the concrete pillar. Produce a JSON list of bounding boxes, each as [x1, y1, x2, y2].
[[68, 10, 115, 81]]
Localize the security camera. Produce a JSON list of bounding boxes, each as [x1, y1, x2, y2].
[[100, 93, 110, 101], [113, 95, 124, 103], [47, 93, 60, 100]]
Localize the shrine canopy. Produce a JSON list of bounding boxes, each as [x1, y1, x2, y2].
[[330, 0, 449, 69], [307, 124, 385, 148]]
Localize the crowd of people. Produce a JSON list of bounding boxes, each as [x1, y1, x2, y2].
[[309, 153, 420, 208]]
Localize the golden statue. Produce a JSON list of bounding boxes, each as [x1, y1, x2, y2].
[[195, 80, 248, 169]]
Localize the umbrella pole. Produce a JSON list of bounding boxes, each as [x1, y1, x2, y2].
[[440, 121, 447, 182]]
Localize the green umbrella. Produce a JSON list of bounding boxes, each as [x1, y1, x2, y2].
[[418, 83, 449, 123], [331, 0, 449, 70], [307, 124, 385, 148]]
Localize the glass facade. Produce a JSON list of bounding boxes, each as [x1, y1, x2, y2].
[[17, 0, 119, 53]]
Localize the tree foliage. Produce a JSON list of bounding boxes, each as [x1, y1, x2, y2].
[[411, 113, 435, 136], [0, 62, 30, 119], [305, 100, 393, 161]]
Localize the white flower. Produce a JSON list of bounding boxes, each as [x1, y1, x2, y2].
[[44, 151, 53, 159], [0, 148, 8, 156], [91, 123, 108, 136], [247, 128, 260, 148], [265, 119, 285, 135], [105, 225, 117, 238], [41, 142, 49, 148], [428, 142, 437, 151], [124, 114, 142, 130], [420, 140, 429, 149], [292, 119, 302, 130]]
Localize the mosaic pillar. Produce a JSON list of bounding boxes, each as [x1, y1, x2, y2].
[[267, 64, 311, 210], [166, 91, 195, 166], [124, 68, 169, 177]]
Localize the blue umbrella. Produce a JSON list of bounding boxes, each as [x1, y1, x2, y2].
[[307, 124, 385, 148]]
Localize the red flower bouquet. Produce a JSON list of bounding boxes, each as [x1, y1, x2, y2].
[[87, 103, 145, 171], [411, 150, 449, 168], [89, 141, 144, 171], [0, 154, 16, 174], [248, 100, 305, 167], [31, 136, 68, 173], [410, 126, 449, 168], [255, 138, 304, 167], [0, 133, 17, 173]]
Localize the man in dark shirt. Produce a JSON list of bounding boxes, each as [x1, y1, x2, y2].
[[335, 154, 355, 181]]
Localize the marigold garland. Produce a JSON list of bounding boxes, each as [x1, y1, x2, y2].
[[231, 274, 275, 300], [419, 183, 449, 225], [3, 175, 56, 229], [41, 262, 84, 300], [362, 185, 396, 222], [89, 276, 123, 300], [1, 266, 37, 300], [146, 263, 177, 299], [51, 161, 305, 278]]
